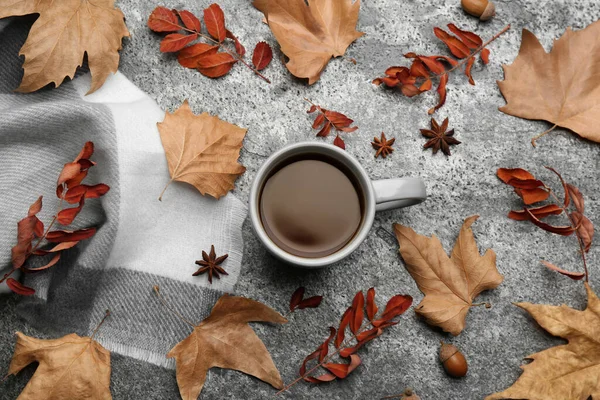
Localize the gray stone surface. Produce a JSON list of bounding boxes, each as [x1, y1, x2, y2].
[[2, 0, 600, 399]]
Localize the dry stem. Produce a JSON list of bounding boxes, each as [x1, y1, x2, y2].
[[531, 124, 558, 147], [153, 286, 197, 328], [91, 310, 111, 340]]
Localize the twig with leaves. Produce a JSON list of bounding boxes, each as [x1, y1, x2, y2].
[[305, 98, 358, 150]]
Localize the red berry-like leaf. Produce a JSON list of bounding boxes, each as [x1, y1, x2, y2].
[[148, 7, 181, 32], [203, 3, 226, 42]]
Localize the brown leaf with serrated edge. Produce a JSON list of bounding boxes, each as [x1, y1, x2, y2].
[[0, 0, 129, 94], [168, 295, 286, 399], [394, 215, 503, 335], [486, 283, 600, 400], [498, 22, 600, 144], [571, 212, 594, 252], [157, 101, 246, 200], [197, 52, 237, 78], [6, 331, 111, 398], [253, 0, 363, 84], [203, 3, 226, 42], [252, 42, 273, 70], [178, 44, 219, 69], [541, 260, 585, 280], [508, 204, 563, 221]]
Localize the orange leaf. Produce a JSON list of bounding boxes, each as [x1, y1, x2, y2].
[[350, 291, 364, 335], [447, 24, 482, 49], [57, 198, 85, 225], [160, 33, 197, 53], [197, 53, 237, 78], [25, 253, 62, 271], [83, 184, 110, 199], [252, 42, 273, 71], [204, 3, 226, 42], [497, 168, 536, 184], [524, 208, 575, 236], [322, 354, 361, 378], [178, 44, 219, 69], [507, 178, 545, 189], [541, 260, 585, 280], [508, 204, 563, 221], [6, 278, 35, 296], [177, 10, 201, 32], [514, 188, 549, 205], [434, 27, 470, 58], [335, 307, 353, 348], [465, 57, 475, 85], [366, 287, 377, 321], [480, 48, 490, 64], [148, 7, 181, 32], [333, 135, 345, 150], [27, 196, 42, 217], [46, 228, 97, 243], [428, 73, 448, 115]]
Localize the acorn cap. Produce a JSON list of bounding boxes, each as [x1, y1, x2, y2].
[[480, 1, 496, 21], [439, 341, 459, 363]]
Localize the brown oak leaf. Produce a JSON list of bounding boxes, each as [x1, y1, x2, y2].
[[0, 0, 129, 94], [486, 283, 600, 400], [253, 0, 363, 84], [157, 100, 247, 200], [167, 295, 286, 399], [498, 21, 600, 146], [394, 216, 503, 335]]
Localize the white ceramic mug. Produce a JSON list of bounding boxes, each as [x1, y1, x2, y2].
[[249, 142, 427, 268]]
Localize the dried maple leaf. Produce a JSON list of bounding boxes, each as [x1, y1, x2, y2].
[[420, 117, 461, 156], [193, 245, 228, 283], [0, 0, 129, 94], [486, 283, 600, 400], [394, 216, 503, 335], [253, 0, 363, 84], [157, 100, 247, 201], [163, 293, 286, 399], [5, 311, 111, 399], [371, 132, 395, 158], [306, 99, 358, 150], [498, 21, 600, 146]]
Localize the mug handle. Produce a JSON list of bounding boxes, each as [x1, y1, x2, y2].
[[372, 178, 427, 211]]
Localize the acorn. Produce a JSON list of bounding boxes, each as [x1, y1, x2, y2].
[[439, 341, 468, 378], [461, 0, 495, 21]]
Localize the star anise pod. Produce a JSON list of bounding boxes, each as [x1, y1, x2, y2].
[[420, 117, 460, 156], [371, 132, 395, 158], [194, 245, 228, 284]]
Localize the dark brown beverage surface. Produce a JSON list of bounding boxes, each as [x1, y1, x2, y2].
[[259, 159, 362, 258]]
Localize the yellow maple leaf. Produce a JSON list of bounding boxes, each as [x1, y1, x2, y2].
[[157, 100, 247, 200], [0, 0, 129, 94], [487, 283, 600, 400], [394, 215, 503, 335], [253, 0, 364, 84]]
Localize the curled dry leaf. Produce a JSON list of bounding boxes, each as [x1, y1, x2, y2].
[[165, 294, 286, 399], [289, 287, 323, 313], [486, 283, 600, 400], [394, 216, 503, 335], [498, 21, 600, 146], [0, 0, 129, 94], [253, 0, 363, 84], [157, 100, 247, 200]]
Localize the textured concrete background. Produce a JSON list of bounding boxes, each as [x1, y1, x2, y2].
[[2, 0, 600, 399]]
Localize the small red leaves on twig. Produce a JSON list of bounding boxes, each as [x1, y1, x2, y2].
[[305, 99, 357, 150], [299, 327, 336, 382], [322, 354, 361, 378], [289, 287, 323, 314], [252, 42, 273, 71], [374, 24, 510, 114], [335, 308, 352, 348], [498, 167, 593, 282], [148, 4, 272, 83]]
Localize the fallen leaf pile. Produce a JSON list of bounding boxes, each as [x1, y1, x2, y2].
[[253, 0, 363, 84], [374, 24, 510, 114], [394, 216, 503, 335], [486, 283, 600, 400], [154, 287, 286, 399], [497, 167, 593, 280], [2, 142, 110, 295], [279, 288, 412, 393], [306, 99, 358, 149], [289, 287, 323, 314], [4, 311, 112, 399], [498, 20, 600, 146], [157, 100, 247, 201], [0, 0, 129, 94], [420, 117, 461, 156], [148, 4, 273, 82]]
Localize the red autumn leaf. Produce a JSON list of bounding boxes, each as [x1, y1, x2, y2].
[[410, 54, 445, 74], [514, 188, 550, 205], [374, 294, 413, 325], [497, 168, 536, 184], [571, 211, 594, 252], [524, 208, 575, 236], [204, 3, 226, 42], [24, 253, 62, 272], [178, 10, 201, 32], [410, 59, 429, 77], [46, 228, 97, 243], [252, 42, 273, 71], [28, 196, 42, 216], [300, 327, 336, 382], [339, 328, 384, 357], [545, 167, 571, 207], [83, 184, 110, 199], [298, 296, 323, 310], [33, 241, 79, 255], [197, 52, 237, 78], [434, 27, 470, 58], [57, 163, 83, 188], [226, 30, 246, 57], [148, 7, 181, 32], [447, 24, 482, 49], [541, 260, 585, 280], [33, 217, 44, 238], [507, 178, 545, 189], [335, 307, 353, 348], [366, 287, 377, 321], [350, 291, 364, 335], [322, 354, 361, 378], [317, 123, 332, 137], [333, 135, 345, 150], [63, 185, 87, 204], [567, 184, 584, 213], [428, 73, 448, 115], [57, 198, 85, 226], [178, 44, 219, 69], [324, 111, 358, 132], [6, 278, 35, 296], [290, 287, 305, 312], [508, 204, 563, 221], [480, 48, 490, 64], [465, 57, 475, 85], [160, 33, 198, 53]]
